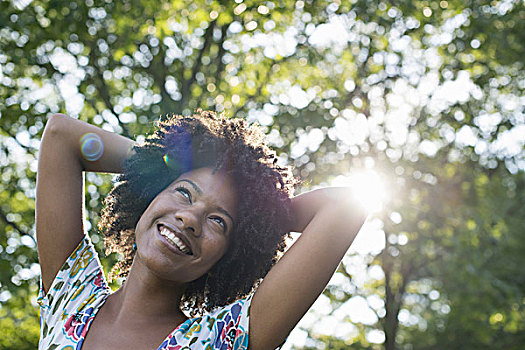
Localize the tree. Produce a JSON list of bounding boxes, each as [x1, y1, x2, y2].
[[293, 1, 524, 348], [0, 0, 523, 348]]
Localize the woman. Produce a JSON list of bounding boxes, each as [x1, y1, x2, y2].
[[36, 110, 367, 349]]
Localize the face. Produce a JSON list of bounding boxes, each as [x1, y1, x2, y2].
[[134, 167, 238, 283]]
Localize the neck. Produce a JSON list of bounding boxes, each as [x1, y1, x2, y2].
[[107, 256, 188, 323]]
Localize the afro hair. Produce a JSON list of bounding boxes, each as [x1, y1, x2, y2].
[[98, 109, 297, 316]]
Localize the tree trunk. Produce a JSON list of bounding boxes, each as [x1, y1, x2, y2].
[[383, 260, 400, 350]]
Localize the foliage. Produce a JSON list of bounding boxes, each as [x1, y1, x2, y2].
[[0, 0, 523, 349], [397, 166, 525, 349], [0, 290, 40, 349]]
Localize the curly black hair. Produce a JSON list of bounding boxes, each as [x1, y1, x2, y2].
[[98, 109, 297, 316]]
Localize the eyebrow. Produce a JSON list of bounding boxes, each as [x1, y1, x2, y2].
[[178, 179, 235, 225]]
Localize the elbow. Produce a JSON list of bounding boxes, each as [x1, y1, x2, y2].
[[39, 114, 76, 163], [43, 114, 66, 136], [42, 113, 72, 142]]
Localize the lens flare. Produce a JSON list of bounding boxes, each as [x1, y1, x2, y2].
[[163, 153, 179, 170], [80, 133, 104, 161], [331, 170, 388, 213]]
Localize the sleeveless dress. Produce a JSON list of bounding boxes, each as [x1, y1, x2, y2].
[[37, 236, 252, 350]]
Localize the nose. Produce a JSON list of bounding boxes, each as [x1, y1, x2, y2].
[[175, 208, 201, 237]]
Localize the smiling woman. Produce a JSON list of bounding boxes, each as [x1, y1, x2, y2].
[[35, 110, 367, 350], [97, 111, 296, 316], [131, 168, 240, 286]]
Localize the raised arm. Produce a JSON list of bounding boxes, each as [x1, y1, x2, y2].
[[249, 187, 368, 350], [36, 114, 134, 293]]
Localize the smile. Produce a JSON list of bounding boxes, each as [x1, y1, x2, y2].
[[157, 224, 193, 255]]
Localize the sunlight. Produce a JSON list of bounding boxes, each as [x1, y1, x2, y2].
[[331, 169, 388, 214]]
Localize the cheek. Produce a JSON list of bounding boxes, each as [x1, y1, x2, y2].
[[134, 210, 149, 236], [206, 235, 229, 260], [134, 207, 159, 246], [135, 196, 166, 233]]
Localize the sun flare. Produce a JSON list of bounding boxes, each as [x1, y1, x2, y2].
[[331, 170, 388, 213]]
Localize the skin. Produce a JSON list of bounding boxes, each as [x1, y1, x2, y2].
[[82, 168, 238, 350], [36, 114, 367, 350], [133, 167, 237, 285]]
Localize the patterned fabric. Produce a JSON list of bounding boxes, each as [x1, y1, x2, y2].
[[37, 236, 253, 350]]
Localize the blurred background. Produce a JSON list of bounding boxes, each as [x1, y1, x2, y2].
[[0, 0, 523, 349]]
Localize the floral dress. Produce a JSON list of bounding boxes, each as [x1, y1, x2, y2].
[[37, 236, 252, 350]]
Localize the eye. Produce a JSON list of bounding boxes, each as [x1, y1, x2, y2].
[[175, 186, 192, 203], [210, 216, 226, 230]]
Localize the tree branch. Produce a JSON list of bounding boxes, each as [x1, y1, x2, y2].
[[83, 96, 132, 138], [87, 43, 117, 113], [143, 42, 177, 115], [179, 19, 217, 110], [215, 23, 229, 82], [195, 23, 229, 109], [85, 42, 134, 138], [0, 206, 36, 245], [89, 55, 117, 114]]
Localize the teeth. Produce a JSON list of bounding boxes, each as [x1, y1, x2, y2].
[[160, 227, 191, 255]]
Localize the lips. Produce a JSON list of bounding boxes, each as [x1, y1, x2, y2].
[[157, 223, 194, 256]]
